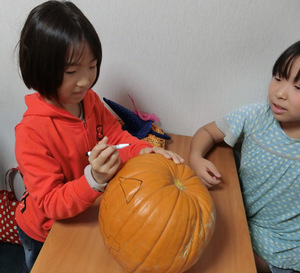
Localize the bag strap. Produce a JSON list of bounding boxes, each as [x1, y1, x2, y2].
[[5, 167, 22, 192]]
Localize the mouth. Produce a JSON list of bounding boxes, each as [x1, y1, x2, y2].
[[74, 90, 86, 96], [272, 103, 287, 114]]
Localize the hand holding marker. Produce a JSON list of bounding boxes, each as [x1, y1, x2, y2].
[[86, 143, 130, 156]]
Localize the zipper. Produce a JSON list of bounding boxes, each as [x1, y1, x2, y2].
[[83, 120, 92, 154], [84, 121, 90, 135]]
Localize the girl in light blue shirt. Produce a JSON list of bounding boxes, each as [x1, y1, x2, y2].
[[190, 41, 300, 273]]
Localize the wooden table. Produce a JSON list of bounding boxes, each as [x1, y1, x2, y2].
[[31, 134, 256, 273]]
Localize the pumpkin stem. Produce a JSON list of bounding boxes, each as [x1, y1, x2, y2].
[[174, 178, 186, 190]]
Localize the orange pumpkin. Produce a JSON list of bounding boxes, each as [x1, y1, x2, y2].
[[99, 153, 215, 273]]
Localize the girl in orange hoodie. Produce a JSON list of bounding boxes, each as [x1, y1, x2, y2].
[[15, 1, 184, 272]]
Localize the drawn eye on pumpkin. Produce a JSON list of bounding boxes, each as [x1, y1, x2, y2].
[[119, 177, 143, 204], [96, 125, 103, 141]]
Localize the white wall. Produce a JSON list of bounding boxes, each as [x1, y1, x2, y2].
[[0, 0, 299, 185]]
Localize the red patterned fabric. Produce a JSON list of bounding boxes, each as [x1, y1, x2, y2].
[[0, 168, 22, 245]]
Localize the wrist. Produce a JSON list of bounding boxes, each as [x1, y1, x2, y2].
[[84, 165, 107, 192], [91, 169, 107, 185]]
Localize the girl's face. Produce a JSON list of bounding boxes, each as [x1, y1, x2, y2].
[[56, 42, 97, 108], [269, 57, 300, 135]]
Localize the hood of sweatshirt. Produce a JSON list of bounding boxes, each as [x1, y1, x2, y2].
[[23, 89, 96, 121]]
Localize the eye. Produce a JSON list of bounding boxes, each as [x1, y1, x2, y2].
[[274, 76, 281, 82], [89, 65, 96, 70], [295, 85, 300, 90], [65, 70, 76, 75]]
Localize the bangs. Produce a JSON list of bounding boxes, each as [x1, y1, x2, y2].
[[65, 40, 86, 67], [273, 56, 300, 82], [294, 68, 300, 82], [272, 41, 300, 82]]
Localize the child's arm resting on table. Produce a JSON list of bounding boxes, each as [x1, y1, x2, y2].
[[190, 121, 225, 188]]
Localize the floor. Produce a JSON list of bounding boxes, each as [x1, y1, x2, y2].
[[0, 243, 25, 273]]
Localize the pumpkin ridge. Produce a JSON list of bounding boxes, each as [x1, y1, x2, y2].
[[183, 186, 215, 246], [135, 191, 180, 271], [177, 195, 199, 266], [167, 189, 204, 273], [99, 182, 129, 246], [136, 186, 201, 273], [112, 183, 181, 266], [191, 188, 216, 241], [99, 199, 122, 253], [133, 189, 182, 272], [202, 205, 216, 243], [100, 167, 169, 248], [127, 179, 207, 271], [164, 193, 194, 273], [164, 180, 213, 272], [115, 172, 178, 229]]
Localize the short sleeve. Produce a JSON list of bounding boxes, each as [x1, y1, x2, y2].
[[215, 103, 267, 147]]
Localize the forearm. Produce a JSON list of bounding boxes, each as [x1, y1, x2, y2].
[[191, 129, 216, 159], [189, 122, 225, 187], [190, 122, 224, 159]]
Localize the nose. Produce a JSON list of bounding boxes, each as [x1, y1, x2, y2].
[[275, 83, 288, 100], [77, 71, 91, 88]]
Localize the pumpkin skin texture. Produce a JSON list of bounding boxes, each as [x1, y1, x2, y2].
[[99, 153, 215, 273]]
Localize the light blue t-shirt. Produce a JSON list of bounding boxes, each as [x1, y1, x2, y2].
[[216, 103, 300, 270]]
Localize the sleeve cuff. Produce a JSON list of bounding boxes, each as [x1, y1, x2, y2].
[[84, 165, 107, 192], [215, 117, 237, 147]]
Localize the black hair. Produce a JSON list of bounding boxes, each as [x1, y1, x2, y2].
[[18, 0, 102, 99], [272, 41, 300, 83]]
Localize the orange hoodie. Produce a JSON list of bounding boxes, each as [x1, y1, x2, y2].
[[15, 89, 152, 242]]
